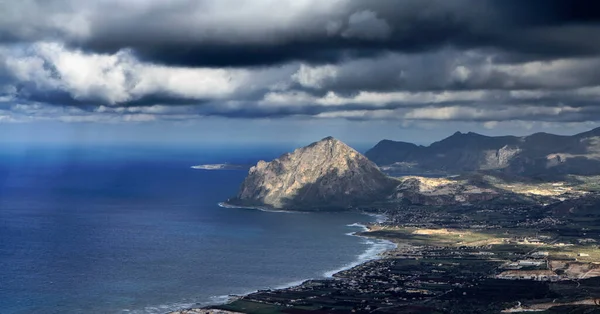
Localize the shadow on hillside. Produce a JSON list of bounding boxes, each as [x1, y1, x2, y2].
[[275, 167, 398, 211]]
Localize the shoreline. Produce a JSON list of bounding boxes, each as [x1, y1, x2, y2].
[[324, 222, 396, 278], [168, 209, 396, 314], [217, 202, 303, 214], [168, 199, 600, 313]]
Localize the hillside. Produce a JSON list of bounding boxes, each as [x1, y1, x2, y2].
[[228, 137, 398, 210], [366, 127, 600, 177]]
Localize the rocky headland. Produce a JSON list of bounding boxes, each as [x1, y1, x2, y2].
[[227, 136, 398, 210]]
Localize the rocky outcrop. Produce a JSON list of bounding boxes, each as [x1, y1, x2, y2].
[[389, 176, 499, 206], [229, 137, 398, 210]]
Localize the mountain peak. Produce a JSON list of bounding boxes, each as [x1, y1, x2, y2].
[[230, 137, 396, 210], [450, 131, 483, 138], [304, 136, 356, 156], [313, 136, 346, 147]]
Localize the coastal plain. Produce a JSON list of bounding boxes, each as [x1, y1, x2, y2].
[[204, 198, 600, 313], [170, 207, 600, 314]]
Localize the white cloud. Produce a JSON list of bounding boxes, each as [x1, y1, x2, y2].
[[482, 121, 498, 129], [292, 64, 337, 88], [262, 91, 315, 105], [404, 105, 581, 121], [314, 90, 487, 106], [2, 42, 292, 105], [35, 43, 134, 103], [2, 38, 600, 125], [315, 109, 396, 119]]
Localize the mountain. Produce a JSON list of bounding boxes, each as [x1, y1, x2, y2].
[[226, 135, 588, 210], [362, 140, 423, 166], [228, 137, 398, 210], [365, 127, 600, 177]]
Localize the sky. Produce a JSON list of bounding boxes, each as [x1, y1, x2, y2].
[[1, 0, 600, 146]]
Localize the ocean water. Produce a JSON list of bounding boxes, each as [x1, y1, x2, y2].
[[0, 144, 393, 314]]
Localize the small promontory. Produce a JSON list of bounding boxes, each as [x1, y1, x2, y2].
[[227, 136, 397, 210]]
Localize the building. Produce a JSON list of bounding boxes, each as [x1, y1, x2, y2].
[[518, 260, 545, 267], [531, 251, 549, 257], [496, 270, 559, 281]]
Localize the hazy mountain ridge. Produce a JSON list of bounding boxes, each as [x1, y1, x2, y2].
[[366, 127, 600, 176]]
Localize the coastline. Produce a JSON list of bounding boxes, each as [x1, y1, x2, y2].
[[324, 221, 396, 278], [217, 202, 303, 214], [168, 209, 396, 314]]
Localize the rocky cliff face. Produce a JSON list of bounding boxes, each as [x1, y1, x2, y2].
[[229, 137, 397, 210]]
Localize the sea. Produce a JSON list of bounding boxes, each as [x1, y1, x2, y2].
[[0, 144, 395, 314]]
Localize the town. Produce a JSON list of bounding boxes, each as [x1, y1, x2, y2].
[[196, 194, 600, 313]]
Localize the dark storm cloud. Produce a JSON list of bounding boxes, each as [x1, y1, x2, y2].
[[1, 0, 599, 67], [1, 0, 600, 125], [74, 1, 481, 67], [23, 90, 210, 108], [87, 0, 600, 67], [493, 0, 600, 27], [127, 44, 376, 68]]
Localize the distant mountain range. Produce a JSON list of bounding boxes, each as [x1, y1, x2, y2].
[[365, 127, 600, 177]]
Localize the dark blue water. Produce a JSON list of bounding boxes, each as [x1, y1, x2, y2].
[[0, 144, 391, 314]]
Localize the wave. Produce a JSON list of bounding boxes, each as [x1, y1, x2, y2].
[[218, 202, 248, 209], [273, 278, 309, 290], [365, 212, 388, 223], [191, 164, 247, 171], [346, 222, 368, 231], [204, 279, 308, 312], [210, 223, 396, 303], [217, 202, 305, 214], [324, 222, 396, 278], [123, 302, 197, 314], [191, 164, 227, 170], [124, 294, 238, 314]]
